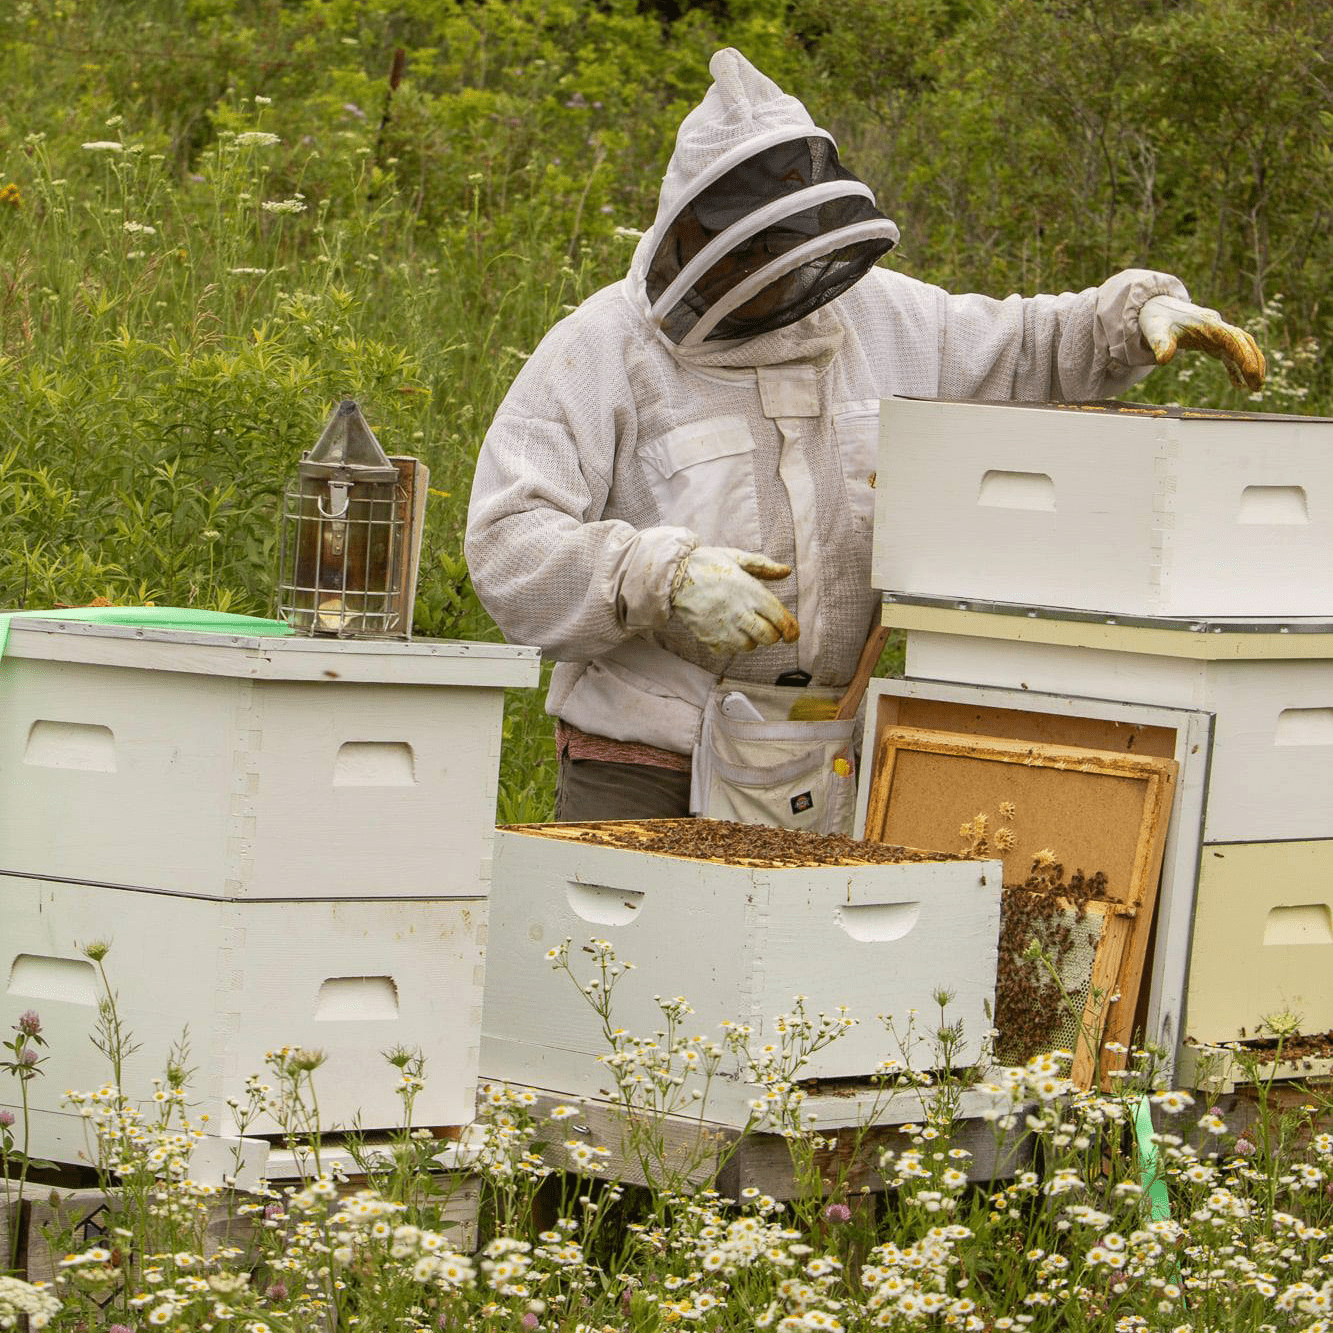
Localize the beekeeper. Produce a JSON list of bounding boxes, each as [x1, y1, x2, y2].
[[465, 48, 1265, 823]]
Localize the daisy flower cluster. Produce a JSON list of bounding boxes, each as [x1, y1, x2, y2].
[[473, 1082, 558, 1185], [621, 1186, 844, 1330], [0, 1275, 61, 1330], [17, 940, 1333, 1333], [728, 998, 858, 1137]]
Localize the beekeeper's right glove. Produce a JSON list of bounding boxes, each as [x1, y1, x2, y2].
[[1138, 294, 1266, 391], [669, 545, 800, 655]]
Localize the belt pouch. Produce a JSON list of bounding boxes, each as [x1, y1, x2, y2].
[[689, 679, 860, 836]]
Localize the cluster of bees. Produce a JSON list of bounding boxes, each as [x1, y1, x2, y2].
[[959, 807, 1111, 1066], [555, 817, 962, 867]]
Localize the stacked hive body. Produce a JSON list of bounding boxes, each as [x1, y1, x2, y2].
[[868, 398, 1333, 1067], [0, 618, 539, 1178], [481, 820, 1003, 1140]]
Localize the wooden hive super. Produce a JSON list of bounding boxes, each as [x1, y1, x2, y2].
[[872, 398, 1333, 619], [0, 618, 540, 1175], [481, 819, 1003, 1128]]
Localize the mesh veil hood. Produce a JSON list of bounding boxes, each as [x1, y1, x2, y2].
[[631, 48, 899, 350]]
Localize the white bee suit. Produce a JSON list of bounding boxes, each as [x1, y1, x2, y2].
[[465, 48, 1185, 758]]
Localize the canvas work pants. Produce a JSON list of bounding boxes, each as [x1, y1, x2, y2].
[[554, 754, 691, 822]]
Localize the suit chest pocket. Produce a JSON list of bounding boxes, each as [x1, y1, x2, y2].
[[833, 401, 880, 534], [637, 416, 763, 552]]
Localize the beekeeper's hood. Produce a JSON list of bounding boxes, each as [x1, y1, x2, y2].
[[632, 48, 899, 350]]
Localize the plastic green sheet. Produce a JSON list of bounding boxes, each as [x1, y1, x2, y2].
[[1136, 1095, 1171, 1222], [0, 606, 294, 659]]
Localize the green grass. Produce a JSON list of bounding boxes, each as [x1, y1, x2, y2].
[[2, 8, 1330, 1325]]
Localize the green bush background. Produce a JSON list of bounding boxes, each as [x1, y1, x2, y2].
[[2, 0, 1328, 818]]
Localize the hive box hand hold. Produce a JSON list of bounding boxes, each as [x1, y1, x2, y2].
[[480, 820, 1002, 1128]]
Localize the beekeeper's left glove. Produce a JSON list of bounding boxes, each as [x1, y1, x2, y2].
[[1138, 294, 1266, 391], [669, 545, 800, 656]]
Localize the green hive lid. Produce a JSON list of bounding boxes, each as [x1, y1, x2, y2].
[[0, 606, 294, 658]]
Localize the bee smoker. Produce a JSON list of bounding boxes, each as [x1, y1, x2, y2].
[[277, 399, 426, 638]]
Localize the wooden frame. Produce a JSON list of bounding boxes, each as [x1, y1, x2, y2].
[[852, 676, 1213, 1082], [863, 726, 1178, 1087]]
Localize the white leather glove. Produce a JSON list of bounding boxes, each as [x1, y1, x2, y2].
[[1138, 294, 1266, 392], [669, 545, 800, 656]]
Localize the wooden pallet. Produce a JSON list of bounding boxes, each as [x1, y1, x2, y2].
[[4, 1174, 480, 1283], [515, 1086, 1032, 1202]]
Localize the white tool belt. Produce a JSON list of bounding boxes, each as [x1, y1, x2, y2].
[[690, 678, 860, 836]]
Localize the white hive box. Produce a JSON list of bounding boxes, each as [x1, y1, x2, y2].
[[873, 398, 1333, 619], [897, 613, 1333, 844], [0, 619, 538, 898], [884, 607, 1333, 1050], [481, 823, 1001, 1127], [2, 875, 487, 1166], [0, 617, 540, 1175]]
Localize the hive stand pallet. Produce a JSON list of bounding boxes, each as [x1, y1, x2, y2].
[[501, 1085, 1031, 1202], [17, 1190, 255, 1285], [12, 1173, 480, 1283], [1178, 1042, 1333, 1098]]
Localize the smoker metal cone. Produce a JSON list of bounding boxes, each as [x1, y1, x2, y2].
[[301, 399, 400, 483]]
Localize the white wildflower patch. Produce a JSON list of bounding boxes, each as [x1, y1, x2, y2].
[[0, 1275, 61, 1329], [1150, 1089, 1195, 1113], [29, 934, 1333, 1333]]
